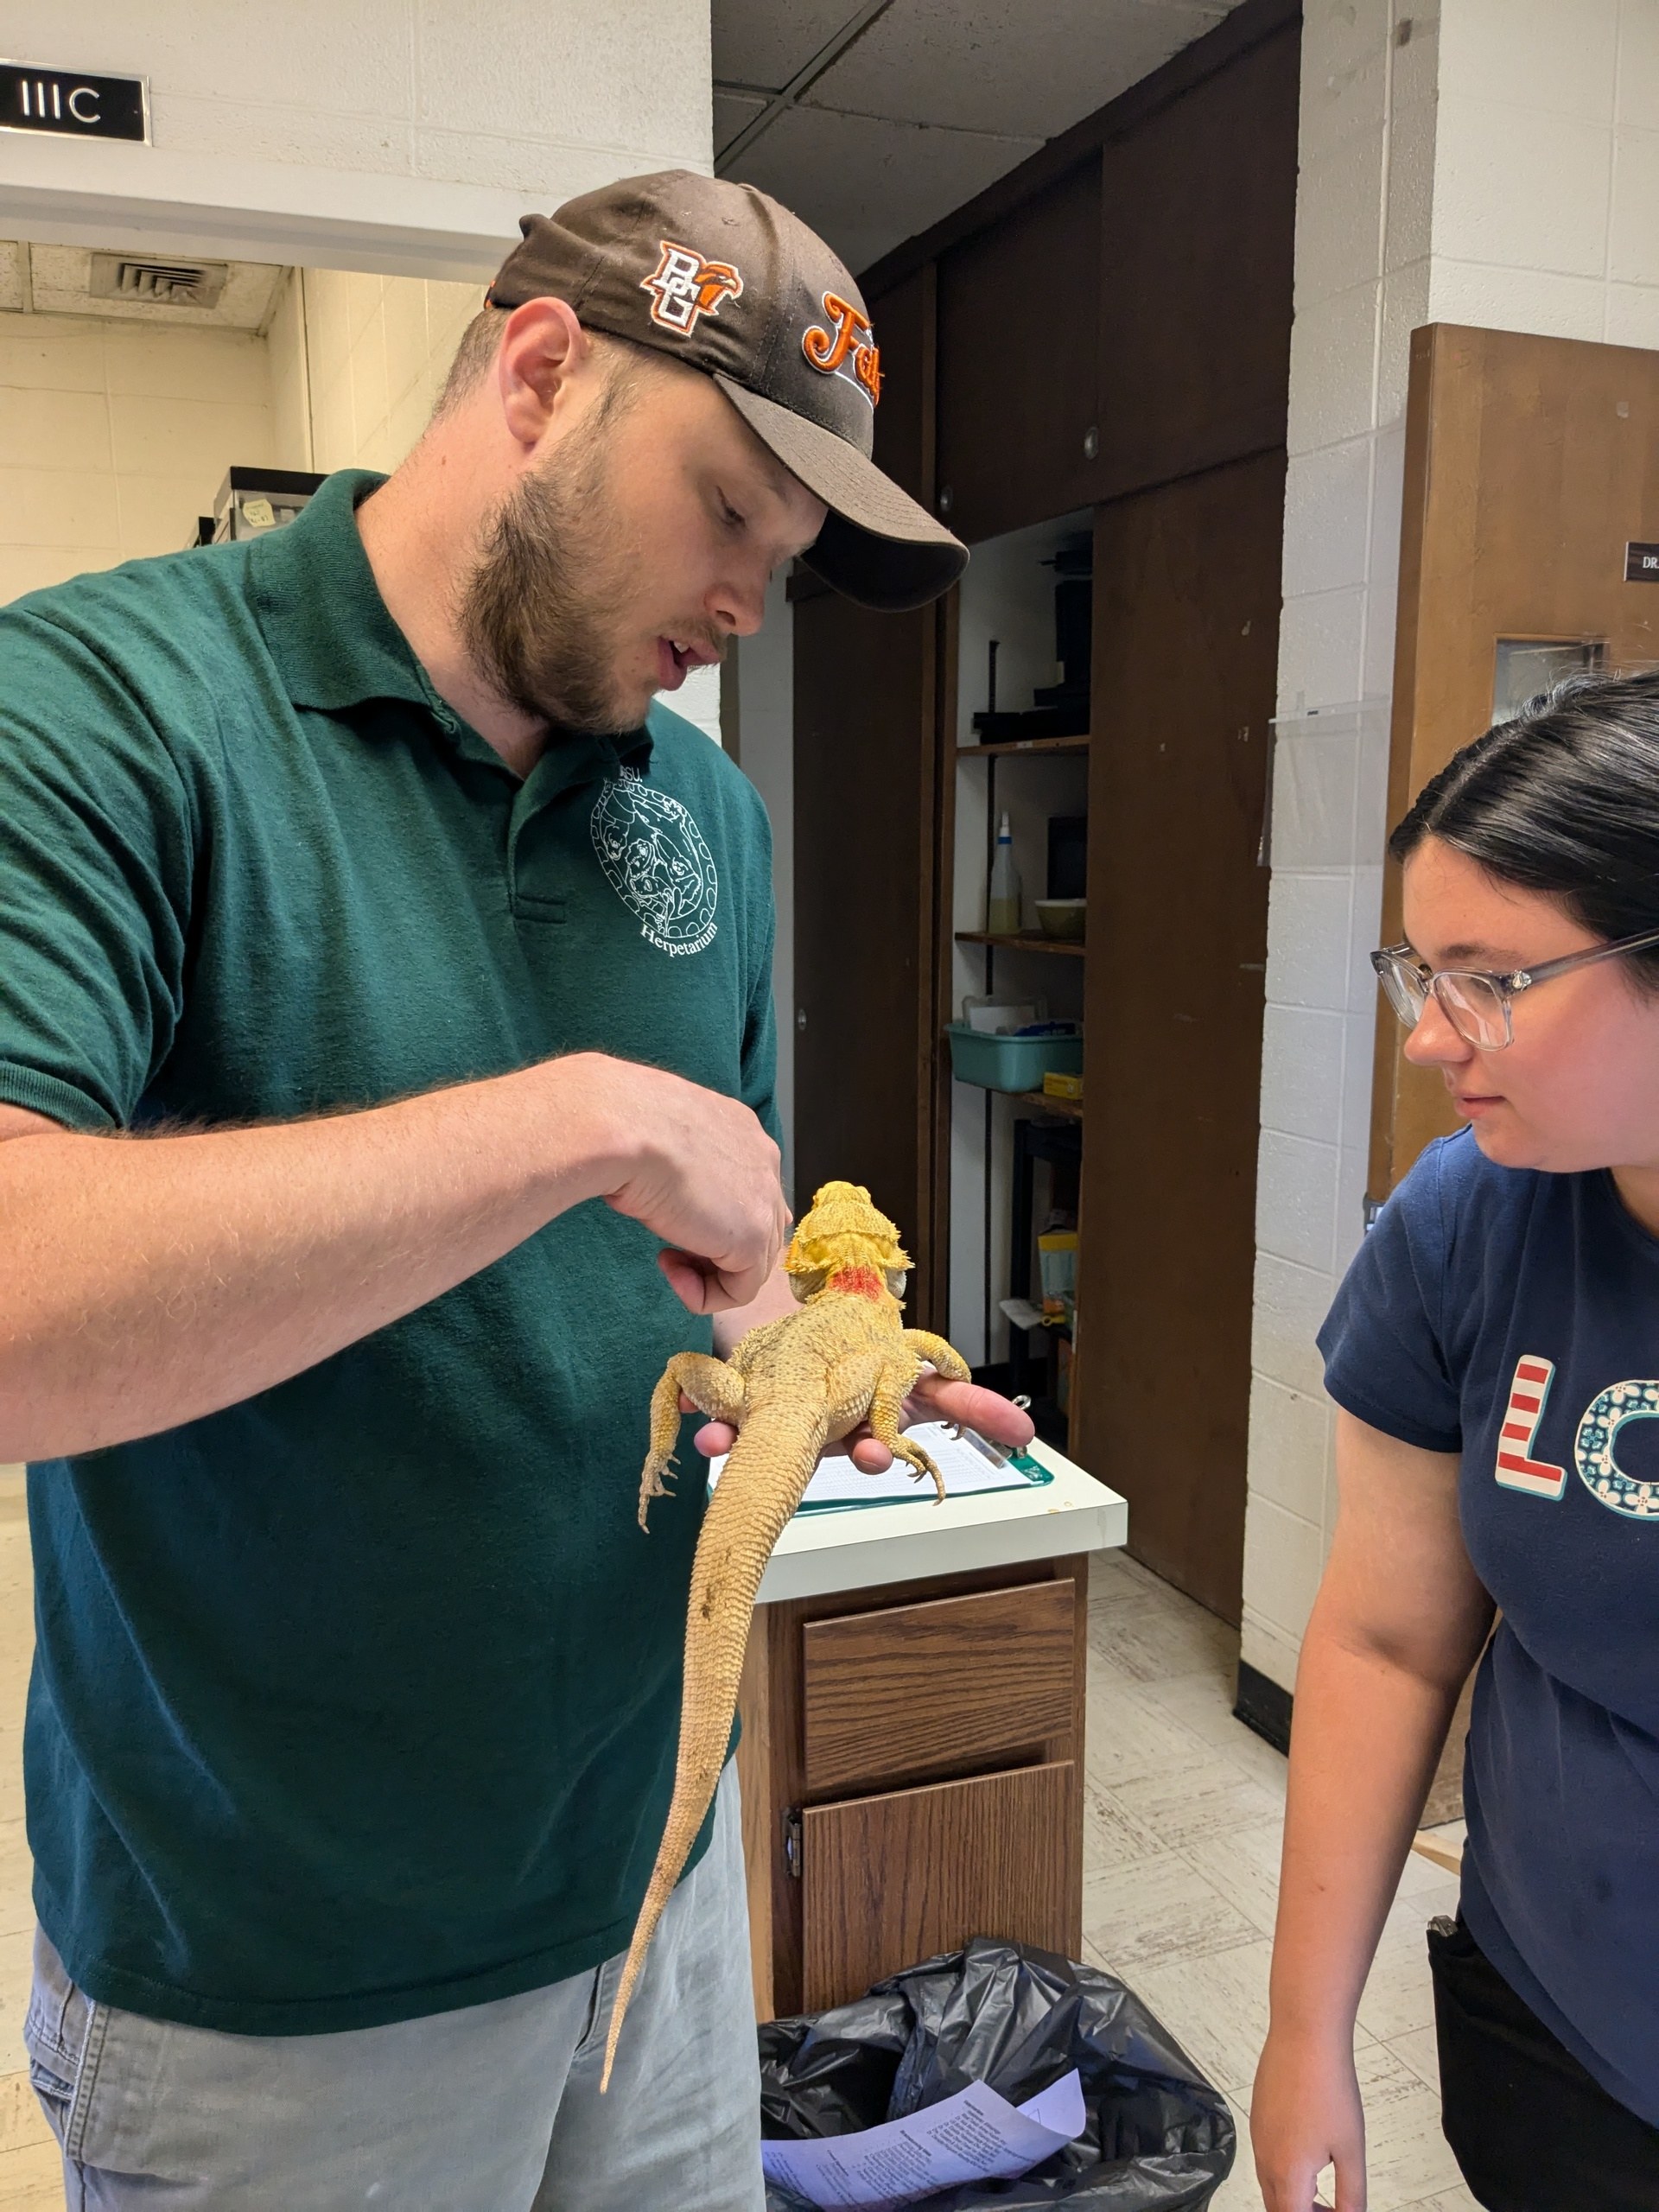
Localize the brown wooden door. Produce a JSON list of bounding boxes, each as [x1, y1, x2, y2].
[[800, 1761, 1077, 2011], [1373, 322, 1659, 1198], [1072, 450, 1282, 1621], [790, 266, 952, 1317], [791, 583, 944, 1301]]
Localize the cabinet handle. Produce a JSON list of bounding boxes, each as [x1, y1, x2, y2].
[[783, 1807, 803, 1878]]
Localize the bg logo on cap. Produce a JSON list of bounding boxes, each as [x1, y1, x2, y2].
[[803, 292, 881, 407], [640, 241, 744, 335]]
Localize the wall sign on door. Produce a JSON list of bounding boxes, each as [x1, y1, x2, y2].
[[0, 62, 149, 143], [1626, 542, 1659, 582]]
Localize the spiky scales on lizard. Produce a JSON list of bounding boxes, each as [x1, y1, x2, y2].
[[600, 1179, 972, 2088]]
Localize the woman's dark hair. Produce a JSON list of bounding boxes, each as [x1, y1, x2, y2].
[[1390, 667, 1659, 988]]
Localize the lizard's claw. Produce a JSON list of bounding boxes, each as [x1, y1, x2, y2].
[[637, 1455, 677, 1531]]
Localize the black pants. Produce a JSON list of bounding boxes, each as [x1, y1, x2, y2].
[[1429, 1914, 1659, 2211]]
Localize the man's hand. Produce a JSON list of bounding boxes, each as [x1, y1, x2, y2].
[[579, 1057, 788, 1312], [687, 1368, 1035, 1473]]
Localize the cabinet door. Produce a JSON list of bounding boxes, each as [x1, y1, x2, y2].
[[792, 586, 937, 1266], [790, 268, 951, 1319], [1075, 450, 1282, 1622], [1094, 18, 1297, 500], [801, 1760, 1077, 2012], [935, 159, 1101, 543]]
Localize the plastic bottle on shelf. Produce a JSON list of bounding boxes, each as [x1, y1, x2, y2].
[[987, 810, 1021, 937]]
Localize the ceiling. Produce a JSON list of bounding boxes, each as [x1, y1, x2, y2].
[[713, 0, 1245, 275], [0, 242, 283, 328]]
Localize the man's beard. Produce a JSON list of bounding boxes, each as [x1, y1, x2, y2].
[[457, 416, 637, 735]]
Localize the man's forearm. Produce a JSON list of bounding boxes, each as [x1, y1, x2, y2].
[[0, 1057, 629, 1460]]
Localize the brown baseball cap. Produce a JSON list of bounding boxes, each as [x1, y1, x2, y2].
[[485, 168, 967, 613]]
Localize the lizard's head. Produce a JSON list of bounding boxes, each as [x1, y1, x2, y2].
[[784, 1180, 912, 1306]]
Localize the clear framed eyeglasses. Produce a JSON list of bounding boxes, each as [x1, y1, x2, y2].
[[1372, 927, 1659, 1051]]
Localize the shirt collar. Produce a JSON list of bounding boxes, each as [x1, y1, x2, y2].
[[247, 467, 652, 769], [249, 470, 429, 714]]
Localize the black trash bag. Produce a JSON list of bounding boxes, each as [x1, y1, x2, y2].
[[760, 1936, 1236, 2211]]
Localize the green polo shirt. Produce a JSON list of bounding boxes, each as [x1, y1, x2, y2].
[[0, 469, 779, 2033]]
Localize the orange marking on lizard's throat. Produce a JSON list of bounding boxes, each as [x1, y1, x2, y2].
[[830, 1263, 886, 1300]]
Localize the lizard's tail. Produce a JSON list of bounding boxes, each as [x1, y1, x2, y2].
[[601, 1405, 827, 2090]]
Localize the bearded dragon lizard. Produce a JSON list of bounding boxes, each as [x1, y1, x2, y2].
[[601, 1180, 971, 2088]]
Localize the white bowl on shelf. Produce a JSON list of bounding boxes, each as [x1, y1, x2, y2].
[[1034, 899, 1086, 941]]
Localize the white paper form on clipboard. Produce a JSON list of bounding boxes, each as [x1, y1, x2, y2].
[[705, 1419, 1052, 1516]]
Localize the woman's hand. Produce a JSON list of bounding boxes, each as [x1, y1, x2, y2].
[[1251, 2025, 1366, 2211], [686, 1370, 1034, 1472]]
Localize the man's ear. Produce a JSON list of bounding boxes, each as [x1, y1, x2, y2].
[[495, 297, 590, 452]]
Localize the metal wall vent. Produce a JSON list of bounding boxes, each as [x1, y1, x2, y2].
[[88, 253, 229, 308]]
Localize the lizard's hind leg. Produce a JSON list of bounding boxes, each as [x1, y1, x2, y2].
[[868, 1360, 947, 1503], [639, 1355, 747, 1531]]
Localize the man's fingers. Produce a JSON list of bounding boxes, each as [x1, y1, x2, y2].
[[657, 1249, 770, 1314], [690, 1416, 736, 1457], [910, 1375, 1035, 1447], [848, 1434, 894, 1473]]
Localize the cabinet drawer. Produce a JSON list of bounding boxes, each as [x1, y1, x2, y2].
[[801, 1577, 1077, 1796]]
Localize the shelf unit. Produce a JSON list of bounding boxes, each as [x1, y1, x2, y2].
[[957, 734, 1090, 760], [1012, 1090, 1084, 1122], [953, 664, 1090, 1439], [956, 931, 1085, 958]]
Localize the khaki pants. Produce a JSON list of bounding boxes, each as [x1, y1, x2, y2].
[[24, 1770, 764, 2212]]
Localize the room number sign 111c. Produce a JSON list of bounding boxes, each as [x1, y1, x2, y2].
[[0, 61, 149, 143]]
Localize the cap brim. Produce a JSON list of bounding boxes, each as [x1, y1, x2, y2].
[[715, 374, 967, 613]]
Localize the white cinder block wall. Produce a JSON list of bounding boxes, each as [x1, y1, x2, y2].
[[1245, 0, 1659, 1693], [0, 314, 275, 603], [0, 2, 713, 278], [276, 267, 484, 475]]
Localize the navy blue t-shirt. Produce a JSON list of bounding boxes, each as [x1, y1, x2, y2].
[[1320, 1128, 1659, 2126]]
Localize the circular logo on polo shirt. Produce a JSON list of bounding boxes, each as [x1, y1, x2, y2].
[[590, 768, 719, 958], [1575, 1377, 1659, 1517]]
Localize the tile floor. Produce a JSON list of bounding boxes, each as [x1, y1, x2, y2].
[[1081, 1542, 1477, 2212], [0, 1484, 1474, 2210]]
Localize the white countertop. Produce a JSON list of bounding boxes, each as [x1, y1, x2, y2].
[[757, 1437, 1127, 1605]]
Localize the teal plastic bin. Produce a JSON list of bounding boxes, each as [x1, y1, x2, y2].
[[945, 1023, 1084, 1094]]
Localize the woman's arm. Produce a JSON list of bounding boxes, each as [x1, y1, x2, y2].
[[1252, 1411, 1493, 2212]]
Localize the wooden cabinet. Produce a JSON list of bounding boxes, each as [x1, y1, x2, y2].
[[785, 0, 1299, 1619], [738, 1555, 1088, 2018], [936, 160, 1102, 544]]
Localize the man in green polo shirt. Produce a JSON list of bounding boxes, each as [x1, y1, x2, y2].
[[0, 174, 1014, 2209]]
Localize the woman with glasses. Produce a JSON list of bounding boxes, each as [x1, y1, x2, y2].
[[1252, 671, 1659, 2212]]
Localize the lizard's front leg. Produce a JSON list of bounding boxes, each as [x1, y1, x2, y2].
[[901, 1328, 972, 1384], [639, 1354, 747, 1531], [867, 1358, 947, 1503]]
